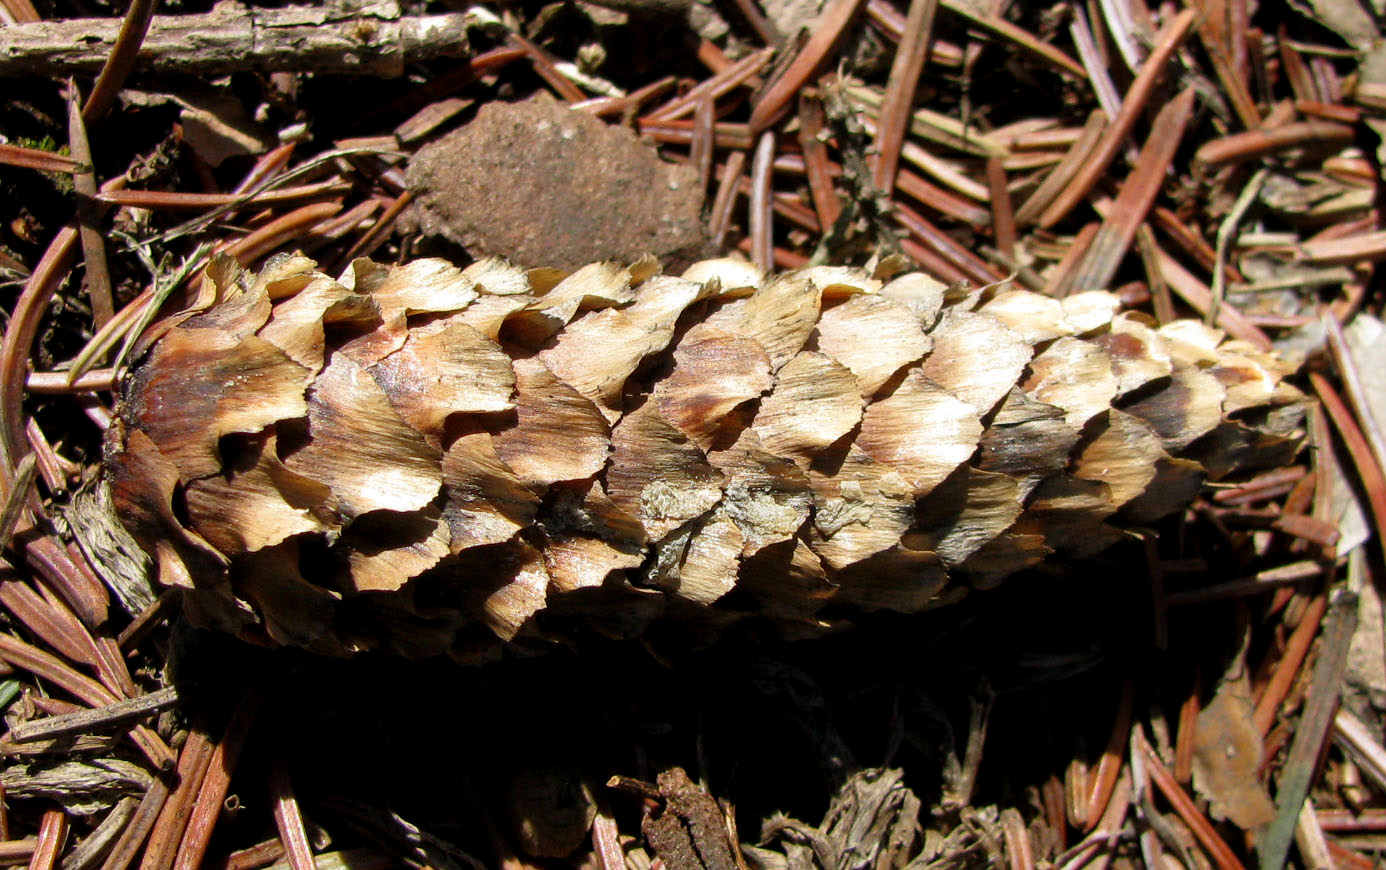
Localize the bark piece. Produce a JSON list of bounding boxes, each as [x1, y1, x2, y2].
[[834, 541, 948, 612], [800, 266, 881, 297], [538, 276, 706, 421], [540, 481, 646, 593], [737, 538, 835, 628], [879, 272, 946, 327], [235, 541, 342, 653], [183, 262, 272, 338], [958, 531, 1051, 588], [406, 95, 707, 269], [358, 257, 478, 318], [1071, 410, 1167, 509], [463, 258, 532, 296], [456, 295, 530, 341], [681, 258, 763, 292], [914, 467, 1023, 567], [1060, 291, 1122, 333], [670, 508, 744, 604], [1091, 312, 1172, 397], [1157, 320, 1225, 365], [503, 261, 642, 347], [978, 289, 1074, 344], [1020, 476, 1123, 557], [105, 427, 229, 595], [976, 388, 1081, 487], [1211, 344, 1295, 414], [1122, 366, 1226, 452], [455, 540, 551, 641], [258, 275, 380, 373], [0, 0, 475, 76], [709, 429, 813, 556]]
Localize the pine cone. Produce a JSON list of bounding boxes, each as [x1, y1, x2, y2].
[[106, 253, 1305, 659]]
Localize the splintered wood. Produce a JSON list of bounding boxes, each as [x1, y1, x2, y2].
[[107, 255, 1305, 658]]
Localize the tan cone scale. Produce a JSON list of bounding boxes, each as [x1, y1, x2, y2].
[[106, 253, 1306, 659]]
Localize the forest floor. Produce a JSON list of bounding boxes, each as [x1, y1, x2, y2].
[[3, 0, 1386, 868]]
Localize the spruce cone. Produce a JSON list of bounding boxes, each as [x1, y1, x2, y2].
[[106, 253, 1305, 659]]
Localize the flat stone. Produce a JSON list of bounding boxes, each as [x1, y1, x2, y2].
[[405, 94, 709, 270]]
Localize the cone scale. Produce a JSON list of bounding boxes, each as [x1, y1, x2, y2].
[[106, 254, 1305, 659]]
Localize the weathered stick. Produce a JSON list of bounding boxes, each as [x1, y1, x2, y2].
[[0, 0, 477, 77]]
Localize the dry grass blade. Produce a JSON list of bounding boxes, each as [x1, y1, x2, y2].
[[221, 201, 344, 266], [749, 130, 776, 272], [1164, 562, 1322, 605], [0, 0, 40, 24], [1323, 314, 1386, 482], [1151, 247, 1272, 350], [1251, 593, 1327, 735], [985, 156, 1015, 260], [170, 690, 261, 870], [0, 633, 171, 769], [797, 95, 843, 232], [139, 731, 213, 870], [647, 48, 771, 121], [29, 809, 68, 870], [66, 241, 213, 389], [27, 370, 117, 394], [1084, 679, 1131, 832], [1209, 169, 1267, 328], [1334, 708, 1386, 793], [96, 181, 352, 211]]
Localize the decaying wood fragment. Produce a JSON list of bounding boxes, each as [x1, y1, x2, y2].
[[0, 0, 478, 77], [106, 254, 1306, 659]]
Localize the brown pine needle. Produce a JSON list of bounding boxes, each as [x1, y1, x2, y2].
[[1068, 87, 1196, 291], [1038, 9, 1196, 229]]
